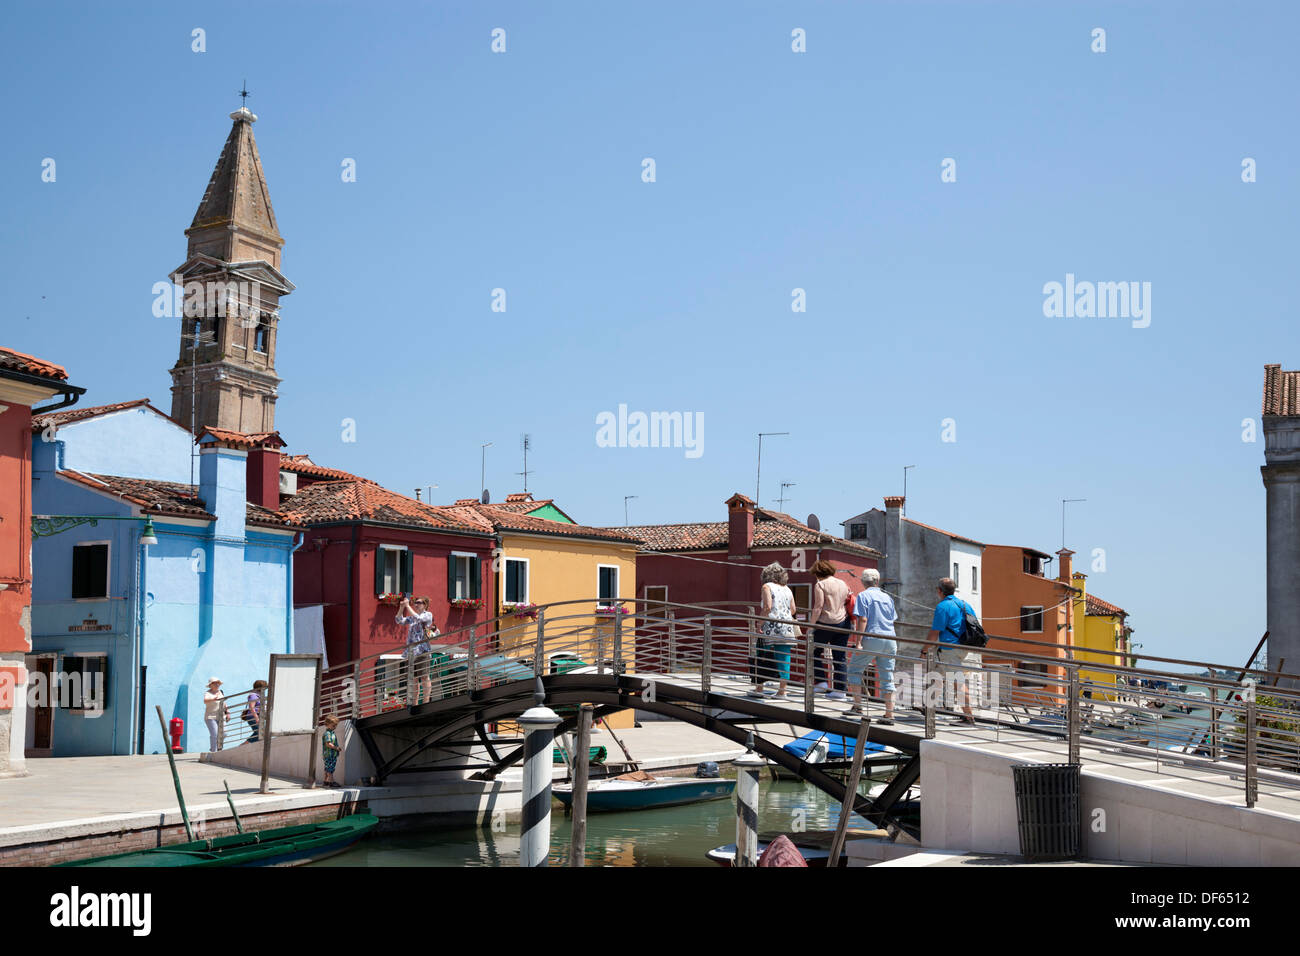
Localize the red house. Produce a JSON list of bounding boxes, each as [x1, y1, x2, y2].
[[0, 348, 83, 775], [613, 492, 881, 658], [277, 455, 497, 666]]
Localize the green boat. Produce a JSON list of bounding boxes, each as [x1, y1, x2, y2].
[[58, 812, 378, 868]]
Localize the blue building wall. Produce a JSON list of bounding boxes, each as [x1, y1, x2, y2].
[[34, 405, 194, 484], [30, 413, 298, 755]]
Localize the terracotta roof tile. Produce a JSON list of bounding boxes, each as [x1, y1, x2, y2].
[[1085, 593, 1127, 618], [58, 471, 300, 529], [447, 503, 638, 543], [282, 481, 490, 534], [280, 455, 373, 483], [0, 347, 68, 382], [199, 426, 285, 448], [1263, 364, 1300, 417], [613, 508, 881, 558], [32, 398, 163, 431]]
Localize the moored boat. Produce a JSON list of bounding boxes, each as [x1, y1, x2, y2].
[[58, 812, 379, 867], [553, 776, 736, 812]]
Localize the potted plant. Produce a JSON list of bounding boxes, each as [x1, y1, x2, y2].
[[504, 602, 539, 621], [596, 604, 630, 616], [450, 597, 484, 611]]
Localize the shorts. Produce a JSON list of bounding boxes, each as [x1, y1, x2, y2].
[[848, 636, 897, 692], [938, 645, 980, 675]]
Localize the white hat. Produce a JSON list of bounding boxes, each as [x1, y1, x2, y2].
[[207, 676, 222, 686]]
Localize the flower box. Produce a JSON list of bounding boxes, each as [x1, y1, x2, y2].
[[595, 605, 630, 616], [450, 598, 484, 611], [504, 603, 539, 621], [377, 593, 405, 606]]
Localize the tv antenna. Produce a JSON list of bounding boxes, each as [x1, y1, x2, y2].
[[776, 482, 796, 510], [517, 433, 533, 492]]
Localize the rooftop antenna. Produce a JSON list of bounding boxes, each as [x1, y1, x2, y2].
[[903, 465, 915, 516], [756, 431, 789, 505], [623, 495, 638, 525], [517, 433, 532, 493], [776, 482, 796, 510], [182, 317, 216, 491], [480, 441, 492, 501], [1061, 498, 1086, 551]]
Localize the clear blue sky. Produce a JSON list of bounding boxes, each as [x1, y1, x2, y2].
[[4, 1, 1296, 666]]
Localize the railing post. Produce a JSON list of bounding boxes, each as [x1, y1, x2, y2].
[[803, 625, 816, 714], [1210, 703, 1220, 761], [668, 610, 677, 670], [406, 652, 417, 708], [613, 611, 624, 676], [924, 647, 936, 739], [534, 610, 546, 678], [1245, 698, 1258, 809], [350, 661, 360, 720], [701, 616, 712, 695], [467, 624, 477, 696], [1067, 664, 1080, 765], [596, 625, 605, 676]]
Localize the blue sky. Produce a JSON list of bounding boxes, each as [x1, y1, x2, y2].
[[4, 1, 1296, 665]]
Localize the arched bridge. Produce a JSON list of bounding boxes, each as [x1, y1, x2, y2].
[[318, 598, 1300, 841]]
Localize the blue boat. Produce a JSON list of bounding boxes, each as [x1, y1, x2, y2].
[[552, 776, 736, 812], [783, 731, 889, 761]]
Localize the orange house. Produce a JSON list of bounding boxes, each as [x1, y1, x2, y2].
[[0, 348, 83, 775], [981, 544, 1078, 704]]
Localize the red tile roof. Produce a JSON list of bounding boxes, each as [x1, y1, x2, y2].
[[58, 471, 300, 529], [281, 481, 490, 534], [903, 517, 983, 547], [199, 426, 285, 448], [0, 347, 68, 382], [444, 503, 639, 543], [31, 398, 168, 431], [1263, 364, 1300, 416], [1085, 594, 1128, 618], [612, 508, 882, 558], [280, 455, 373, 484]]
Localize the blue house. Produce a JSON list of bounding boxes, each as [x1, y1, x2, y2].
[[28, 400, 300, 755]]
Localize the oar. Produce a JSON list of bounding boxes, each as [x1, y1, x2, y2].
[[223, 780, 245, 834], [599, 717, 642, 775], [155, 705, 195, 841]]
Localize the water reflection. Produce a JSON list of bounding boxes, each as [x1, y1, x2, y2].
[[316, 778, 876, 868]]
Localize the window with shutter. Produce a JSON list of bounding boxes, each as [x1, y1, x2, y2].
[[469, 555, 480, 599], [597, 565, 619, 606], [400, 551, 414, 595], [504, 558, 528, 604]]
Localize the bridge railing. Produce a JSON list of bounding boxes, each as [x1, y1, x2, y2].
[[317, 596, 1300, 809]]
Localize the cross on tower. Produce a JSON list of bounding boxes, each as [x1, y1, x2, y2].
[[238, 81, 250, 107]]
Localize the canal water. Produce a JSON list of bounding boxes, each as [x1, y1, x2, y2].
[[314, 775, 875, 867]]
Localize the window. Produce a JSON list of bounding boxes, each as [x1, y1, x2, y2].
[[1023, 554, 1043, 576], [1020, 606, 1044, 633], [788, 583, 812, 620], [849, 523, 867, 540], [971, 567, 978, 592], [63, 654, 108, 712], [374, 545, 412, 596], [503, 557, 529, 604], [644, 586, 668, 619], [254, 316, 270, 353], [72, 543, 109, 599], [448, 553, 480, 600], [952, 563, 960, 588], [598, 565, 620, 606]]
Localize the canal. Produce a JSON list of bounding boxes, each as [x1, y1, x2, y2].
[[314, 776, 875, 867]]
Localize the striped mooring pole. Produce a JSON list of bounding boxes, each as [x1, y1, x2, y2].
[[734, 732, 767, 868], [519, 678, 562, 867]]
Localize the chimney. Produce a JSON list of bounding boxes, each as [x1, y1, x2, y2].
[[199, 432, 250, 539], [246, 438, 283, 509], [883, 496, 905, 595], [725, 493, 755, 556], [1056, 548, 1074, 584]]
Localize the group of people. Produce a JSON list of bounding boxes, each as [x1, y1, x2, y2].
[[751, 562, 979, 724], [202, 676, 269, 751]]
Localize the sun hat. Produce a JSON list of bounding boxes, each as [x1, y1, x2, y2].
[[207, 676, 222, 686]]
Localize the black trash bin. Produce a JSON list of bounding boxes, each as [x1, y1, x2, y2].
[[1012, 763, 1081, 861]]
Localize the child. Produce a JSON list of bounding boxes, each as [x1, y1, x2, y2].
[[322, 715, 342, 787]]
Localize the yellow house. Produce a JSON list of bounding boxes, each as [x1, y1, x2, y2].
[[446, 494, 639, 728], [1071, 571, 1132, 698]]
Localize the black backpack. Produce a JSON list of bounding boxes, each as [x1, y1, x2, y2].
[[948, 598, 988, 648]]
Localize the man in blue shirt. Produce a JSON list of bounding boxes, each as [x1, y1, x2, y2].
[[848, 569, 898, 724], [927, 577, 976, 724]]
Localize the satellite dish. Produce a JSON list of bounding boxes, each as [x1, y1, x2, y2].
[[807, 513, 821, 531], [481, 489, 491, 504]]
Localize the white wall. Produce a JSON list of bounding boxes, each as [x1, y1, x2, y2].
[[949, 540, 983, 618]]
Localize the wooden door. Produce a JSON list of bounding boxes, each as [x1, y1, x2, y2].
[[26, 656, 54, 753]]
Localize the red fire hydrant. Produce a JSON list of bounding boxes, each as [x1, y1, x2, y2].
[[169, 717, 184, 753]]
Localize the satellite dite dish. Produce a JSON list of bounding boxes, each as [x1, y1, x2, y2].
[[807, 513, 821, 531], [481, 489, 491, 505]]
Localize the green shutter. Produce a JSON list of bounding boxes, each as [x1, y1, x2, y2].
[[448, 555, 457, 600], [374, 547, 386, 596], [400, 551, 414, 595], [470, 556, 481, 599]]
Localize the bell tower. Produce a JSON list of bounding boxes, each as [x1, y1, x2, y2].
[[170, 106, 294, 435]]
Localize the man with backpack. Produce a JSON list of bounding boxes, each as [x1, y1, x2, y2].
[[927, 577, 982, 724]]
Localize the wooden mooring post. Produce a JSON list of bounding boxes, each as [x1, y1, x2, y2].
[[827, 718, 871, 868], [569, 704, 593, 867]]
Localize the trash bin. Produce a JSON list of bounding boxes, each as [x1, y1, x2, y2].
[[1012, 762, 1081, 861]]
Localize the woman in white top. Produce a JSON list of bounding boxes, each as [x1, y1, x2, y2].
[[810, 560, 852, 700], [751, 562, 797, 699], [397, 596, 437, 704], [203, 677, 226, 752]]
